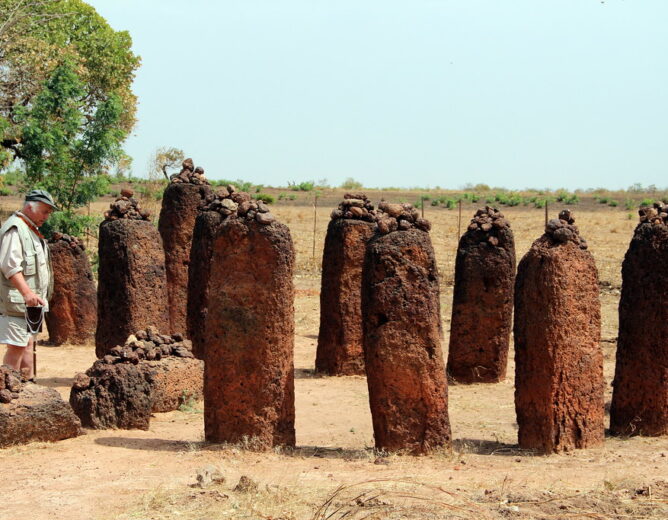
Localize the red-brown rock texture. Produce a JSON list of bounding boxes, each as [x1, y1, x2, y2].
[[45, 237, 97, 345], [514, 210, 604, 453], [1, 366, 81, 447], [151, 356, 204, 413], [187, 210, 223, 359], [204, 217, 295, 448], [70, 328, 201, 428], [188, 184, 278, 360], [316, 194, 376, 375], [95, 219, 170, 357], [610, 203, 668, 436], [362, 226, 451, 454], [158, 181, 212, 335], [447, 207, 516, 383]]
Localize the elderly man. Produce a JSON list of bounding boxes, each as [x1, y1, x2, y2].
[[0, 190, 56, 380]]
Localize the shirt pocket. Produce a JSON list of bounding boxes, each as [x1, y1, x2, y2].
[[8, 288, 24, 303], [24, 256, 37, 276]]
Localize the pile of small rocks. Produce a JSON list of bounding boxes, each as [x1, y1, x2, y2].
[[545, 209, 588, 249], [104, 189, 151, 221], [0, 365, 24, 403], [170, 158, 209, 185], [202, 184, 276, 225], [85, 327, 194, 374], [465, 206, 511, 247], [638, 202, 668, 226], [329, 193, 376, 222], [376, 201, 431, 234], [50, 232, 85, 251]]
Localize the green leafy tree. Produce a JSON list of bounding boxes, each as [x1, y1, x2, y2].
[[17, 58, 120, 235], [1, 0, 140, 164]]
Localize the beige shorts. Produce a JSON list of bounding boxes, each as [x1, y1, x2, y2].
[[0, 314, 31, 347]]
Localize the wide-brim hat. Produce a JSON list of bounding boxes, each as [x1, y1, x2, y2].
[[25, 189, 59, 211]]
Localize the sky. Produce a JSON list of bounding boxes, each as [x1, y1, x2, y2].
[[87, 0, 667, 190]]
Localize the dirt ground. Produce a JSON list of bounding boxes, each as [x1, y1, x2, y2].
[[1, 199, 667, 519]]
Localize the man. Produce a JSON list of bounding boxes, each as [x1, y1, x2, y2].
[[0, 190, 57, 380]]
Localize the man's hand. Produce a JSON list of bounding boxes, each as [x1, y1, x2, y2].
[[22, 290, 45, 307], [9, 272, 45, 307]]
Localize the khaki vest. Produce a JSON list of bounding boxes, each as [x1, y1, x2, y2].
[[0, 213, 53, 316]]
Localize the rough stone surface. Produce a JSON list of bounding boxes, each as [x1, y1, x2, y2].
[[204, 218, 295, 448], [159, 182, 212, 335], [1, 373, 81, 447], [514, 214, 604, 453], [70, 362, 155, 429], [151, 356, 204, 413], [362, 228, 451, 454], [447, 207, 516, 383], [610, 214, 668, 436], [187, 210, 223, 359], [70, 328, 202, 428], [316, 218, 375, 375], [45, 240, 97, 345], [95, 220, 170, 357]]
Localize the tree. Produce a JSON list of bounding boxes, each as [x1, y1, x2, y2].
[[0, 0, 140, 165], [148, 146, 185, 181]]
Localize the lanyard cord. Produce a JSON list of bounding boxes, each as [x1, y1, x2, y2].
[[25, 306, 46, 335]]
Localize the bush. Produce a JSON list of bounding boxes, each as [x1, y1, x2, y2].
[[640, 198, 655, 207], [289, 181, 315, 192], [608, 200, 618, 207], [340, 177, 363, 190], [0, 187, 11, 196], [40, 212, 100, 239], [254, 193, 275, 204]]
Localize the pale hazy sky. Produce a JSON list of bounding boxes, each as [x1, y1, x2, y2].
[[87, 0, 667, 190]]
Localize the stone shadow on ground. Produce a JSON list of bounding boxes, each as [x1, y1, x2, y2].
[[36, 377, 74, 388], [453, 438, 538, 456], [94, 438, 374, 460]]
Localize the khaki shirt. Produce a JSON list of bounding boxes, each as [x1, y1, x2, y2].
[[0, 222, 51, 301]]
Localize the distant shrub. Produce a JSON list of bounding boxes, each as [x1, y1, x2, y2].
[[254, 193, 275, 204], [289, 181, 315, 192], [608, 200, 618, 207], [624, 199, 635, 210], [340, 177, 363, 190], [0, 187, 11, 196], [430, 199, 439, 206], [640, 198, 655, 207]]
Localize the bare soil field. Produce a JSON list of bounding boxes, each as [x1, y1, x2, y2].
[[1, 196, 667, 520]]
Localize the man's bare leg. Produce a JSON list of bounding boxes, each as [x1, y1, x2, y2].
[[20, 337, 34, 379], [3, 344, 25, 371]]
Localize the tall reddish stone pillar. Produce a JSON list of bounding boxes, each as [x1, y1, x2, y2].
[[187, 210, 223, 360], [447, 207, 515, 383], [203, 190, 295, 448], [610, 203, 668, 436], [45, 235, 97, 345], [362, 205, 451, 454], [316, 194, 376, 375], [514, 210, 604, 453], [95, 193, 169, 357], [158, 159, 212, 335]]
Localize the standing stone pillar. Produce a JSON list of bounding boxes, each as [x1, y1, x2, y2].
[[203, 189, 295, 448], [45, 234, 97, 345], [158, 158, 212, 335], [514, 210, 604, 453], [362, 203, 451, 454], [610, 203, 668, 436], [187, 210, 223, 359], [447, 207, 515, 383], [316, 194, 376, 375], [95, 192, 169, 357]]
